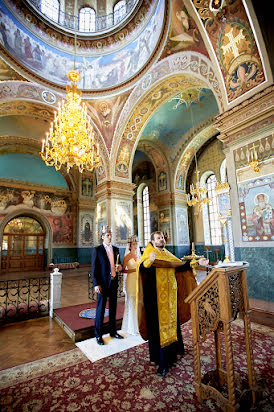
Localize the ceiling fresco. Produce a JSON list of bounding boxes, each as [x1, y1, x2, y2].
[[161, 0, 209, 59], [140, 87, 219, 157], [6, 0, 157, 56], [86, 91, 131, 153], [0, 0, 166, 93], [114, 72, 218, 179], [192, 0, 266, 102]]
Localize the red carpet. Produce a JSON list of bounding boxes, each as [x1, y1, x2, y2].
[[0, 320, 273, 411], [54, 302, 124, 331]]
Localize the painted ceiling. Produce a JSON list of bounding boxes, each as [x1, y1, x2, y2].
[[0, 0, 166, 93], [140, 87, 219, 153], [0, 0, 272, 188]]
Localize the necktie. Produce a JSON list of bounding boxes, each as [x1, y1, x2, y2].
[[105, 245, 116, 279]]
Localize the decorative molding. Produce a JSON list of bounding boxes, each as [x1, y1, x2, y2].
[[215, 86, 274, 145], [95, 181, 135, 200]]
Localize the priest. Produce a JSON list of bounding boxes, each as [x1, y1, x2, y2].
[[137, 231, 208, 376]]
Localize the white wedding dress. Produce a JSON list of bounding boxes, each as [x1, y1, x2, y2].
[[122, 258, 139, 335]]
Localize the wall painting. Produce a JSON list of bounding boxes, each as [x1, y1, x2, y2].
[[79, 211, 94, 247], [175, 207, 189, 244], [159, 209, 171, 244], [114, 201, 132, 244], [237, 175, 274, 242]]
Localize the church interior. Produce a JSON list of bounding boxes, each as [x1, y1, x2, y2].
[[0, 0, 273, 410]]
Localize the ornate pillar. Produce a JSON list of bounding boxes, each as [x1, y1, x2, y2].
[[95, 181, 135, 247]]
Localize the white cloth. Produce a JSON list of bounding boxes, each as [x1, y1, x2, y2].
[[122, 258, 139, 335]]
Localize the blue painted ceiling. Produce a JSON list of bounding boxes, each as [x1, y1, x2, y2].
[[140, 88, 219, 151]]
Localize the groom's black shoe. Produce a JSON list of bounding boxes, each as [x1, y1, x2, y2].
[[157, 367, 167, 377], [96, 336, 104, 345], [110, 332, 124, 339]]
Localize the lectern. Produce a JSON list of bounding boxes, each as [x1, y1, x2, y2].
[[185, 266, 256, 411]]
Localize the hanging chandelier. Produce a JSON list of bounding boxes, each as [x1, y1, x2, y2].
[[187, 170, 210, 210], [186, 100, 210, 212], [40, 70, 100, 173]]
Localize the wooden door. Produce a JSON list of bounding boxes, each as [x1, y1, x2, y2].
[[1, 217, 45, 272]]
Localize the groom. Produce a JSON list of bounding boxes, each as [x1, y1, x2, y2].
[[91, 227, 124, 345]]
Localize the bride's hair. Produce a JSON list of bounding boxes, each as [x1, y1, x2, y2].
[[125, 235, 141, 257]]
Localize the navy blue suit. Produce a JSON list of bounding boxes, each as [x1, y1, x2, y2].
[[91, 244, 121, 337]]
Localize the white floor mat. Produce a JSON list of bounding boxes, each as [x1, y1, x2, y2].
[[76, 331, 146, 362]]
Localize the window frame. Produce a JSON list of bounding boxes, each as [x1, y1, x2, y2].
[[142, 186, 151, 246], [41, 0, 60, 23], [78, 6, 96, 32]]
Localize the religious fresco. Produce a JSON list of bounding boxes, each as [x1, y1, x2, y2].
[[158, 171, 167, 192], [161, 0, 208, 59], [0, 185, 73, 245], [234, 135, 274, 242], [96, 201, 107, 243], [47, 214, 73, 245], [114, 201, 132, 244], [175, 207, 189, 244], [141, 88, 219, 162], [159, 209, 171, 244], [81, 176, 93, 198], [192, 0, 265, 102], [79, 211, 94, 247], [237, 174, 274, 242], [115, 75, 210, 178], [0, 81, 61, 106], [150, 211, 159, 233], [7, 0, 157, 57], [87, 93, 130, 152], [0, 0, 165, 91]]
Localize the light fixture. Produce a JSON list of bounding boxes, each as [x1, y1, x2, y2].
[[186, 100, 210, 211], [235, 135, 273, 174], [40, 25, 100, 173], [246, 143, 260, 173]]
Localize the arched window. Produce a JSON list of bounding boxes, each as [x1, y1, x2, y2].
[[143, 186, 151, 245], [206, 174, 222, 245], [113, 0, 127, 25], [79, 7, 96, 32], [41, 0, 60, 22]]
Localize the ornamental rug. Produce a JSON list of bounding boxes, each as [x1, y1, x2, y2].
[[0, 320, 273, 412]]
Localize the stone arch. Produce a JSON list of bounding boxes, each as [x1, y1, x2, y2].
[[111, 51, 223, 182], [135, 141, 170, 191], [0, 209, 53, 268]]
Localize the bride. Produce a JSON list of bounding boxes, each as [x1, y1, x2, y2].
[[121, 236, 140, 335]]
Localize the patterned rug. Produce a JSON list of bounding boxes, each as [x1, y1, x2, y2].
[[0, 320, 273, 412]]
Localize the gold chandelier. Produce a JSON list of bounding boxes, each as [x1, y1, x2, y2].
[[187, 170, 210, 210], [41, 70, 100, 173], [186, 101, 210, 212]]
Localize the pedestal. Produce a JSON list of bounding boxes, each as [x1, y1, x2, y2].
[[50, 268, 63, 318]]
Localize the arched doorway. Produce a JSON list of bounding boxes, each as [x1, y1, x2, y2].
[[1, 216, 45, 272]]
